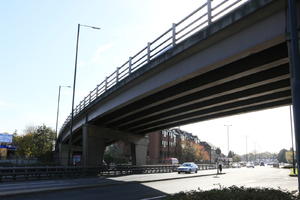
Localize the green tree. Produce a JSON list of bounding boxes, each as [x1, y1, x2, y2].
[[13, 124, 56, 162], [285, 151, 295, 164], [104, 144, 129, 165], [182, 143, 196, 162], [232, 154, 241, 162], [277, 149, 288, 163], [228, 150, 235, 158]]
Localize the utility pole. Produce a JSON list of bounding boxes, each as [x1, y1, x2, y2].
[[246, 136, 248, 162], [254, 142, 257, 162], [224, 125, 232, 156]]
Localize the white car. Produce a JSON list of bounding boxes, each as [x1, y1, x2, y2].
[[232, 162, 241, 168], [177, 162, 199, 174], [246, 162, 255, 168]]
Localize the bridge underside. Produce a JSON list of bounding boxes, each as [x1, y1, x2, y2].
[[91, 42, 291, 135]]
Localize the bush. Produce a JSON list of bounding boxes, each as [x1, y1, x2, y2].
[[165, 186, 299, 200]]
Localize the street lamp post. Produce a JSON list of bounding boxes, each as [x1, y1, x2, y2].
[[55, 85, 71, 138], [246, 136, 248, 162], [224, 125, 232, 156], [68, 24, 100, 165]]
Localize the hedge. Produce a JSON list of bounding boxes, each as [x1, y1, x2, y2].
[[165, 186, 299, 200]]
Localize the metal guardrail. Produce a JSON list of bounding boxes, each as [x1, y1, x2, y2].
[[0, 166, 97, 182], [59, 0, 249, 134], [0, 164, 216, 182]]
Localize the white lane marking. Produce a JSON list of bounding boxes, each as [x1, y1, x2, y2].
[[0, 183, 72, 190], [139, 195, 167, 200], [0, 180, 62, 187]]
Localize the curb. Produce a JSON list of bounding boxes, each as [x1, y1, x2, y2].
[[0, 172, 225, 197], [289, 174, 297, 177]]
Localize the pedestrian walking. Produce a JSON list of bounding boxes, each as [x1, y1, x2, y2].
[[218, 163, 222, 173]]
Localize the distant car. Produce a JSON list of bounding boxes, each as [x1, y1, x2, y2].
[[246, 162, 255, 168], [232, 162, 241, 168], [239, 162, 247, 167], [164, 157, 179, 165], [177, 162, 199, 174], [260, 162, 265, 166]]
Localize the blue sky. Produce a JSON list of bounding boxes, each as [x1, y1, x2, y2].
[[0, 0, 294, 154], [0, 0, 201, 132]]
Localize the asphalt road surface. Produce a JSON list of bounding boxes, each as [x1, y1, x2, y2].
[[2, 166, 297, 200]]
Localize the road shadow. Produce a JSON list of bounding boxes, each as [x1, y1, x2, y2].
[[1, 178, 168, 200]]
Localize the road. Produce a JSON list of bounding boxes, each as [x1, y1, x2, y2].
[[142, 166, 297, 193], [1, 166, 297, 200]]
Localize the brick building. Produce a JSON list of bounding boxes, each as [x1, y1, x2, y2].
[[108, 128, 218, 164], [147, 128, 216, 164]]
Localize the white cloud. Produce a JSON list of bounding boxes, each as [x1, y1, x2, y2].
[[91, 43, 114, 65], [0, 100, 14, 109], [78, 60, 87, 68], [77, 43, 113, 69]]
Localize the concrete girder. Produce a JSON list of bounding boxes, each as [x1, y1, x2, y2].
[[137, 98, 291, 134], [132, 92, 291, 133], [126, 86, 291, 131], [111, 58, 290, 127], [117, 70, 290, 130], [103, 43, 288, 125]]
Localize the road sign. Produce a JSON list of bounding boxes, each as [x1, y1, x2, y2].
[[0, 133, 12, 143]]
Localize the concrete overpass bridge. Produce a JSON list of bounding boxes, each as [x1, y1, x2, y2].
[[57, 0, 299, 171]]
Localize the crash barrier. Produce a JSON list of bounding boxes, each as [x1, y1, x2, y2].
[[197, 164, 217, 170], [0, 164, 217, 182], [100, 165, 177, 176], [0, 166, 102, 182]]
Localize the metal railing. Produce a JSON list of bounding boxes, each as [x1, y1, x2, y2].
[[0, 164, 218, 182], [59, 0, 249, 134]]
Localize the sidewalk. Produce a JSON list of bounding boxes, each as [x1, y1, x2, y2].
[[0, 169, 220, 197]]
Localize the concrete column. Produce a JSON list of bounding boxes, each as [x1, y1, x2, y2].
[[82, 125, 106, 167], [131, 137, 149, 166], [58, 144, 69, 166], [130, 143, 136, 165]]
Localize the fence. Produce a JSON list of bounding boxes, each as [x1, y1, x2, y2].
[[0, 158, 38, 166], [59, 0, 249, 134], [0, 164, 217, 182]]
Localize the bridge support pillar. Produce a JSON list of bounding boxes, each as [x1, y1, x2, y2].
[[131, 137, 149, 165], [59, 144, 69, 166], [82, 125, 106, 167]]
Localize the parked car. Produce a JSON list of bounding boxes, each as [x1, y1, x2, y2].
[[246, 162, 255, 168], [239, 162, 247, 167], [177, 162, 199, 174], [232, 162, 241, 168]]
